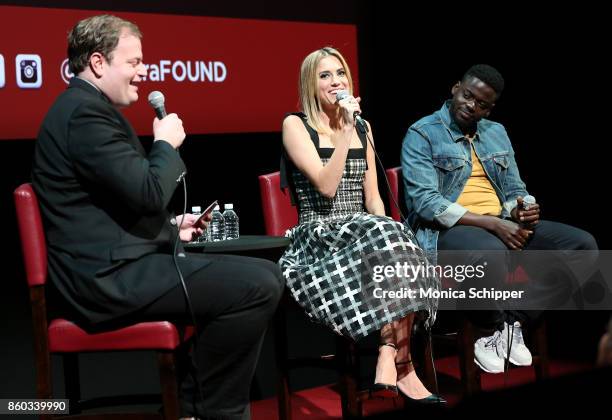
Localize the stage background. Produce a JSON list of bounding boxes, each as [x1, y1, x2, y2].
[[1, 0, 609, 408]]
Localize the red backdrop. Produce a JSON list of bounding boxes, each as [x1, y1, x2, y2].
[[0, 5, 358, 139]]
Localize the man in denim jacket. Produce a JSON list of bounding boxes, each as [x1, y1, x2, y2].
[[401, 64, 597, 373]]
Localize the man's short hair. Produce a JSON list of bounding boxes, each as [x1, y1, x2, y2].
[[463, 64, 505, 96], [68, 14, 141, 75]]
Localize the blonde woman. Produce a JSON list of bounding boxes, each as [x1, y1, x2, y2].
[[279, 47, 444, 404]]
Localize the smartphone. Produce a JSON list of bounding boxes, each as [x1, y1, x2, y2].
[[195, 200, 218, 225]]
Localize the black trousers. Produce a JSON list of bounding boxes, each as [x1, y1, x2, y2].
[[437, 220, 598, 330], [137, 253, 284, 419]]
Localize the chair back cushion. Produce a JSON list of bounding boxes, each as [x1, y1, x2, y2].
[[258, 172, 298, 236], [14, 183, 47, 286], [385, 167, 403, 222]]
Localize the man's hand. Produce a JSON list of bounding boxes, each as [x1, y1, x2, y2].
[[153, 113, 186, 149], [511, 196, 541, 227], [490, 218, 533, 250], [175, 212, 212, 242]]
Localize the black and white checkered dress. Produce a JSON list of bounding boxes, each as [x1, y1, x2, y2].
[[279, 114, 438, 341]]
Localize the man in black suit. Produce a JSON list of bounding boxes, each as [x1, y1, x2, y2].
[[32, 15, 284, 419]]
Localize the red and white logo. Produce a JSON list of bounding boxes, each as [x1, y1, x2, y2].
[[60, 58, 73, 84]]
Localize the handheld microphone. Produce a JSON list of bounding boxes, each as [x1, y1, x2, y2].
[[147, 91, 167, 119], [336, 90, 368, 132], [522, 195, 536, 211], [148, 90, 186, 181], [520, 195, 536, 229]]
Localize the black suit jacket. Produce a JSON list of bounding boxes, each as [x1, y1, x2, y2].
[[32, 78, 210, 323]]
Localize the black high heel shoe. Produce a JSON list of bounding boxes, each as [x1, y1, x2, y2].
[[401, 392, 447, 405], [370, 343, 399, 398], [397, 360, 447, 406]]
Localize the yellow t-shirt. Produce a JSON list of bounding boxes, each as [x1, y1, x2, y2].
[[456, 143, 502, 216]]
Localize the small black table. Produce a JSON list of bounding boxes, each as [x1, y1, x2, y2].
[[184, 235, 290, 260]]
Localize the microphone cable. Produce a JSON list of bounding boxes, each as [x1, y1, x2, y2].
[[360, 121, 407, 224], [360, 120, 439, 391], [172, 176, 206, 418], [148, 92, 206, 415]]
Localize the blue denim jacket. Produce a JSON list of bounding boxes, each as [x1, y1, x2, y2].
[[401, 100, 529, 259]]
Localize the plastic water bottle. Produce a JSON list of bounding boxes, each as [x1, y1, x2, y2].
[[223, 203, 239, 240], [190, 206, 205, 242], [209, 205, 225, 242]]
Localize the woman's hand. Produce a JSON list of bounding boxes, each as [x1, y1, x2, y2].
[[337, 94, 362, 128]]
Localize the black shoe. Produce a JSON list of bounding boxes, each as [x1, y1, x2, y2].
[[401, 391, 447, 406], [370, 382, 399, 398]]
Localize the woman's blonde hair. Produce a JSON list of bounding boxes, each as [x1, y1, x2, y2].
[[299, 47, 354, 135]]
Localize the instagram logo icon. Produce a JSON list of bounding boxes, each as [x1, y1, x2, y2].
[[15, 54, 43, 88]]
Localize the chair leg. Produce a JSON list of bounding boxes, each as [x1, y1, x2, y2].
[[533, 321, 550, 380], [158, 351, 181, 420], [422, 330, 439, 394], [36, 349, 53, 420], [458, 319, 481, 396], [34, 343, 52, 398], [63, 353, 81, 414], [274, 298, 292, 420], [31, 287, 52, 401], [337, 337, 361, 420]]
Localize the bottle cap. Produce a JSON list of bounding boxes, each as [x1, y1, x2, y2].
[[191, 206, 202, 213], [225, 203, 233, 210]]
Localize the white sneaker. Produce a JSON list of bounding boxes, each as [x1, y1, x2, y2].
[[474, 330, 505, 373], [501, 321, 533, 366]]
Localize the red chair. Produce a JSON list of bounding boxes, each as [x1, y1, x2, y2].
[[258, 172, 368, 419], [258, 171, 298, 236], [385, 167, 549, 395], [14, 183, 193, 419], [385, 167, 405, 223]]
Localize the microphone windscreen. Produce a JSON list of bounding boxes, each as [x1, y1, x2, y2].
[[335, 90, 349, 102], [148, 91, 165, 109], [523, 195, 536, 210]]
